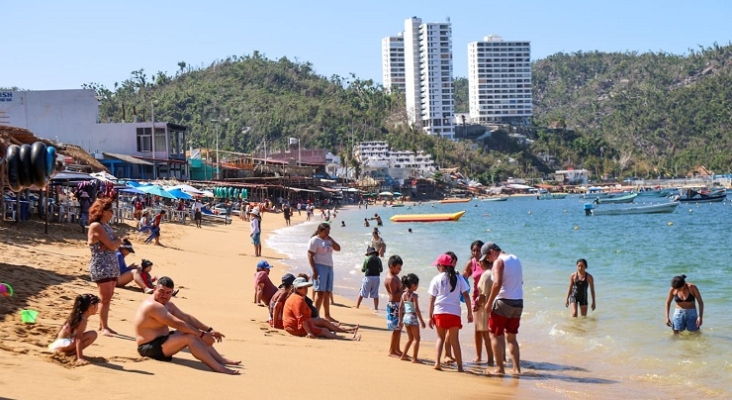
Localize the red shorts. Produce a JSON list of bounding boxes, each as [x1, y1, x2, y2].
[[489, 311, 520, 336], [433, 314, 462, 330]]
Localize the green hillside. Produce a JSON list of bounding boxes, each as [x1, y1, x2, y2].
[[89, 43, 732, 183]]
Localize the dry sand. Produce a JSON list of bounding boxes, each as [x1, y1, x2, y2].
[[0, 209, 542, 399]]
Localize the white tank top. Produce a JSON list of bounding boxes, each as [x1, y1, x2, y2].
[[495, 253, 523, 300]]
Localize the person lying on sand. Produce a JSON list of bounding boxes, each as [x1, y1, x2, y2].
[[133, 276, 240, 374]]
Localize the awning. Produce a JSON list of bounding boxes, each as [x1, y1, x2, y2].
[[287, 187, 321, 193], [103, 152, 153, 166]]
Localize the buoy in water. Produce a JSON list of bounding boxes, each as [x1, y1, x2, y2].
[[574, 225, 579, 230], [528, 211, 532, 215], [689, 209, 693, 213], [486, 228, 492, 232], [668, 222, 673, 226]]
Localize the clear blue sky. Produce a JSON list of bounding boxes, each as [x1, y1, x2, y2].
[[3, 0, 730, 90]]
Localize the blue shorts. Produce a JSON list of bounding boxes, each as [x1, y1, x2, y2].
[[359, 276, 380, 298], [386, 301, 401, 331], [672, 308, 699, 332], [251, 232, 261, 245], [313, 264, 333, 292]]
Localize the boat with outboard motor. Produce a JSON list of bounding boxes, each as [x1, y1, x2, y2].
[[585, 201, 680, 216]]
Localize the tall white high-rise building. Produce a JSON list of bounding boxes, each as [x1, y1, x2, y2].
[[468, 35, 532, 125], [381, 33, 406, 93], [402, 17, 454, 139]]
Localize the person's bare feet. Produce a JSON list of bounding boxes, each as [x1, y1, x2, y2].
[[326, 317, 339, 324], [99, 328, 117, 337], [511, 367, 521, 376], [351, 332, 361, 341], [434, 363, 442, 371], [473, 357, 483, 364], [444, 356, 456, 365], [216, 367, 240, 375], [400, 355, 410, 361], [388, 351, 403, 358], [223, 358, 241, 365], [486, 368, 505, 376], [411, 358, 422, 364]]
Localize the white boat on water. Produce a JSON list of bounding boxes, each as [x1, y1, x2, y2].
[[587, 201, 680, 216]]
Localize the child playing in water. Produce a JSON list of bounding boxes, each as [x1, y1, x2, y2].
[[385, 255, 404, 357], [48, 294, 100, 365], [399, 273, 426, 363], [565, 258, 596, 317]]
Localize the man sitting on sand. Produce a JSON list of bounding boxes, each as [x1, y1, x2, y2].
[[133, 276, 240, 374]]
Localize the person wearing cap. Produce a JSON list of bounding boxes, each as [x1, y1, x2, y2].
[[253, 260, 277, 306], [307, 223, 341, 322], [269, 273, 296, 329], [427, 253, 473, 372], [249, 208, 262, 257], [116, 239, 139, 288], [481, 242, 523, 376], [133, 276, 240, 374], [78, 191, 93, 232], [356, 246, 383, 310], [138, 259, 159, 294], [283, 277, 360, 340]]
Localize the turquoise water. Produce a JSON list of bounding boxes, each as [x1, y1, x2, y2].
[[268, 196, 732, 398]]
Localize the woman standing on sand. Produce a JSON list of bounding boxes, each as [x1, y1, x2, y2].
[[87, 198, 124, 337], [308, 223, 341, 322], [665, 274, 704, 334]]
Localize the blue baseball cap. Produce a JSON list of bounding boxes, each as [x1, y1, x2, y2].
[[256, 260, 272, 270]]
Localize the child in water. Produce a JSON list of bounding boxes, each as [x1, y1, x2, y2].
[[399, 273, 426, 363], [48, 294, 100, 365], [565, 258, 596, 317]]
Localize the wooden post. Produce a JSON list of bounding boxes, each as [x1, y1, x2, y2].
[[44, 184, 49, 234]]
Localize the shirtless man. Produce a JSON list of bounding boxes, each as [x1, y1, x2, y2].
[[133, 276, 240, 374], [384, 255, 403, 357]]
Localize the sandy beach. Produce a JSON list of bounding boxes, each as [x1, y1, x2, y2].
[[0, 208, 542, 399]]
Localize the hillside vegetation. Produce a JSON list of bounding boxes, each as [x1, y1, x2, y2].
[[88, 43, 732, 183], [531, 43, 732, 177]]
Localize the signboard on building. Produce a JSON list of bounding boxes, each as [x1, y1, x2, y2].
[[0, 92, 12, 102]]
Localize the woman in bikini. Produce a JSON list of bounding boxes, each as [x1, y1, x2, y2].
[[565, 258, 596, 317], [664, 274, 704, 334], [87, 198, 125, 336]]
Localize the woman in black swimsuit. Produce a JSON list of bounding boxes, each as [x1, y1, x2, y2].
[[564, 258, 596, 317], [664, 274, 704, 334]]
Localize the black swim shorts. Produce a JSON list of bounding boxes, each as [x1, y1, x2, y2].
[[137, 332, 174, 361]]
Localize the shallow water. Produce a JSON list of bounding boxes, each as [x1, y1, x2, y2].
[[268, 197, 732, 398]]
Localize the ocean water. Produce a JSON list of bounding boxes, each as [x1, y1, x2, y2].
[[267, 196, 732, 398]]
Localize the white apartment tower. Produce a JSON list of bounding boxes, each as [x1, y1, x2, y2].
[[468, 35, 532, 125], [381, 33, 406, 93], [402, 17, 455, 139]]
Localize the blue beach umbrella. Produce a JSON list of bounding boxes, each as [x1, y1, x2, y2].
[[138, 185, 177, 199], [167, 188, 193, 200]]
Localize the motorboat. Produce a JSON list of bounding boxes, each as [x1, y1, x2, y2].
[[594, 193, 638, 204], [672, 188, 727, 203], [438, 198, 472, 204], [586, 201, 680, 216], [481, 196, 509, 202]]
